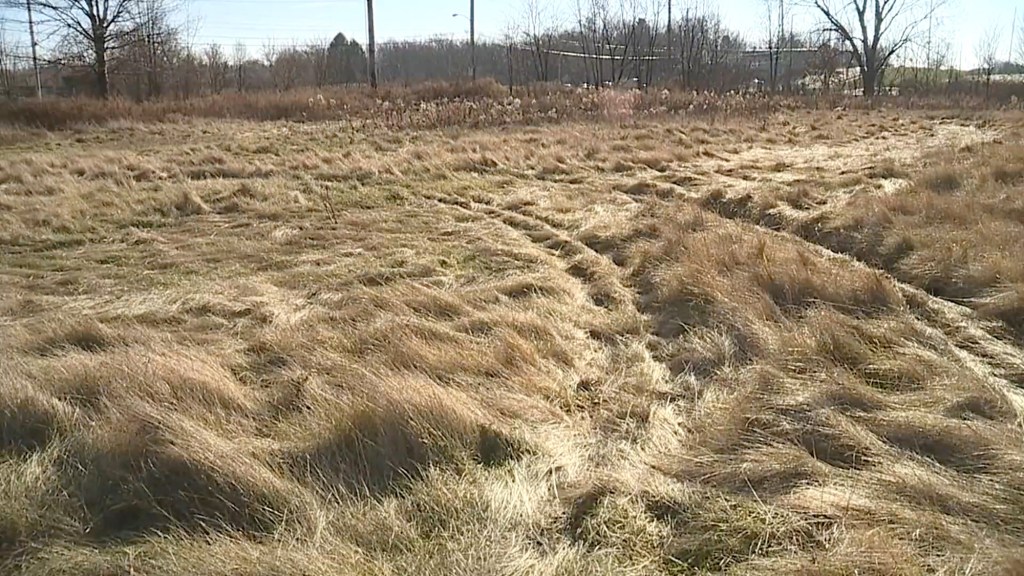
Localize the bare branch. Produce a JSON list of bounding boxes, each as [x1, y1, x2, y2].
[[31, 0, 184, 98], [807, 0, 945, 95]]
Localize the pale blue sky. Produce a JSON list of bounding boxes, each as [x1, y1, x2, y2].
[[1, 0, 1020, 68], [186, 0, 1024, 68]]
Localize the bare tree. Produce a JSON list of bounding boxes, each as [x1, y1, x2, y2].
[[678, 4, 707, 88], [604, 0, 635, 84], [1018, 16, 1024, 65], [764, 0, 786, 91], [2, 1, 44, 98], [261, 39, 278, 89], [917, 0, 938, 84], [502, 24, 517, 91], [123, 0, 180, 100], [232, 41, 247, 92], [521, 0, 557, 82], [305, 38, 330, 88], [634, 0, 665, 89], [31, 0, 143, 98], [171, 49, 199, 99], [0, 19, 22, 99], [893, 0, 951, 91], [272, 46, 306, 91], [2, 1, 764, 99], [571, 0, 659, 87], [807, 31, 844, 92], [675, 3, 745, 91], [680, 3, 728, 90], [203, 43, 229, 94], [810, 0, 944, 96], [573, 0, 602, 86], [975, 26, 1000, 97], [168, 12, 200, 99], [930, 36, 951, 77]]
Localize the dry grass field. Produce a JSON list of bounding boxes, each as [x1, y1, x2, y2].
[[2, 104, 1024, 575]]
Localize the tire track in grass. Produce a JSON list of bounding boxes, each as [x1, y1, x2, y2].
[[417, 188, 636, 315], [415, 185, 684, 502], [690, 193, 1024, 422]]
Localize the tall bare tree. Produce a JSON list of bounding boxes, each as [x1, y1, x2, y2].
[[975, 26, 1000, 97], [634, 0, 665, 89], [810, 0, 943, 96], [573, 0, 607, 86], [203, 42, 229, 94], [520, 0, 557, 82], [603, 0, 636, 84], [232, 41, 246, 92], [1017, 18, 1024, 65], [171, 49, 199, 99], [305, 38, 329, 88], [124, 0, 180, 100], [676, 4, 744, 91], [260, 39, 279, 88], [806, 30, 849, 92], [31, 0, 142, 98], [0, 19, 22, 98], [764, 0, 786, 91], [678, 4, 706, 88], [272, 46, 307, 91]]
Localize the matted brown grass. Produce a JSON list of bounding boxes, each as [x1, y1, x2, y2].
[[2, 107, 1024, 575]]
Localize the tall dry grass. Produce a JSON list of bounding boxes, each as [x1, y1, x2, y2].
[[6, 79, 994, 132], [701, 131, 1024, 343], [4, 79, 1020, 134], [2, 108, 1024, 575]]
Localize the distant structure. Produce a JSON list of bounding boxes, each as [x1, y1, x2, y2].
[[741, 46, 856, 91]]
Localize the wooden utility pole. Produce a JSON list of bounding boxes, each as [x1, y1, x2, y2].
[[366, 0, 377, 88], [667, 0, 672, 48], [470, 0, 476, 81], [26, 0, 42, 99]]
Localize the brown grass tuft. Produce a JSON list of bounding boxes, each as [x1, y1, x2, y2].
[[0, 378, 74, 456], [173, 189, 212, 216], [31, 319, 117, 356], [66, 408, 315, 538], [990, 163, 1024, 185], [918, 166, 964, 193], [865, 160, 910, 179], [285, 374, 520, 495], [976, 288, 1024, 339]]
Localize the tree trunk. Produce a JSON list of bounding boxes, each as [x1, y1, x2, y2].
[[862, 64, 877, 97], [147, 67, 161, 100], [93, 34, 110, 99]]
